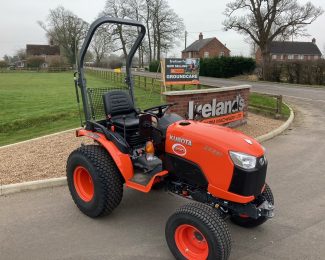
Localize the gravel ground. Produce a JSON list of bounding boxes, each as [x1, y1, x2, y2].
[[0, 113, 284, 185]]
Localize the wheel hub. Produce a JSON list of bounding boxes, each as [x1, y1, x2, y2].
[[175, 224, 209, 259], [73, 166, 94, 202]]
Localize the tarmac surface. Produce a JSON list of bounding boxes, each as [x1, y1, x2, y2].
[[1, 77, 325, 259]]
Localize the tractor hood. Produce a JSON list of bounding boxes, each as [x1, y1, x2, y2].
[[165, 120, 264, 158]]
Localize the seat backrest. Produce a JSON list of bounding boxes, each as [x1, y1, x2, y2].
[[102, 90, 135, 117]]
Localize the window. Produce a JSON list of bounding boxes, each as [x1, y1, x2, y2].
[[188, 52, 192, 58], [288, 54, 294, 60], [299, 55, 304, 60], [204, 51, 209, 58], [219, 51, 225, 57], [314, 55, 319, 60], [272, 55, 277, 60]]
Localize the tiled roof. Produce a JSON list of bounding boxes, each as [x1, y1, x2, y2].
[[26, 44, 60, 56], [269, 41, 322, 55], [183, 38, 215, 52]]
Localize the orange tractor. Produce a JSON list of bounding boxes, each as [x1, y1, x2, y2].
[[67, 17, 274, 260]]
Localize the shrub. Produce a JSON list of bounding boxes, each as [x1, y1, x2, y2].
[[267, 60, 325, 85], [48, 56, 67, 68], [200, 56, 256, 78], [149, 60, 161, 72], [0, 60, 8, 68], [26, 56, 45, 68]]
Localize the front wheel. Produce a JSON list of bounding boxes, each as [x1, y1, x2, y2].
[[165, 203, 231, 260], [230, 183, 274, 228], [66, 145, 123, 218]]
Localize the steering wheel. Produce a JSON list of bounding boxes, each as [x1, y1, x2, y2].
[[144, 103, 176, 118]]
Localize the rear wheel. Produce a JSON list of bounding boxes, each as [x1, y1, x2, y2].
[[230, 183, 274, 228], [67, 145, 123, 218], [165, 202, 231, 260]]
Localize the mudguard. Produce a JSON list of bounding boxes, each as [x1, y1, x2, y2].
[[76, 129, 133, 181]]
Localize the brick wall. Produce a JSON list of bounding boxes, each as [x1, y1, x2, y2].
[[182, 38, 230, 59], [164, 86, 250, 128], [199, 38, 230, 58]]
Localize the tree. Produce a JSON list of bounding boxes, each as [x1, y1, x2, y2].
[[38, 6, 89, 65], [101, 0, 184, 64], [102, 0, 137, 59], [16, 49, 26, 61], [147, 0, 184, 61], [91, 25, 115, 66], [0, 60, 8, 68], [223, 0, 323, 79]]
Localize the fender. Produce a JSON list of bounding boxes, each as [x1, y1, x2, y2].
[[77, 129, 133, 181]]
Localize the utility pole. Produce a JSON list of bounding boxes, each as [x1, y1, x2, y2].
[[185, 30, 188, 50]]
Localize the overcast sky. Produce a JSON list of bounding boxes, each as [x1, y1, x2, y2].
[[0, 0, 324, 59]]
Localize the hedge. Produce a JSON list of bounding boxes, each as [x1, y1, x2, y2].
[[200, 56, 256, 78], [149, 60, 161, 72], [266, 60, 325, 85]]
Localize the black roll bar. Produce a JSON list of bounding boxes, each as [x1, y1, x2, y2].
[[77, 16, 146, 122]]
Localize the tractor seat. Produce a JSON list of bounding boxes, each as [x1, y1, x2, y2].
[[102, 90, 139, 130]]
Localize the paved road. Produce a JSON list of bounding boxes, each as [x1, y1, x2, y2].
[[130, 70, 325, 102], [1, 78, 325, 259]]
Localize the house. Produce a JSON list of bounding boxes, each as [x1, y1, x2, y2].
[[26, 44, 61, 68], [182, 33, 230, 59], [256, 38, 322, 63]]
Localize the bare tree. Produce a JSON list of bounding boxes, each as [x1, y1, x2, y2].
[[91, 25, 115, 66], [223, 0, 323, 79], [101, 0, 184, 63], [102, 0, 138, 59], [38, 6, 89, 65]]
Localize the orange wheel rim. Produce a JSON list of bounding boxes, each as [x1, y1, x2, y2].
[[175, 224, 209, 260], [73, 166, 94, 202]]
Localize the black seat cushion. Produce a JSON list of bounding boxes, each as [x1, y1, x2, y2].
[[111, 114, 139, 129], [102, 90, 139, 129]]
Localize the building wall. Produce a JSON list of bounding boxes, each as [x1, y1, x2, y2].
[[164, 87, 250, 128], [198, 38, 230, 58], [256, 48, 322, 64], [182, 38, 230, 59]]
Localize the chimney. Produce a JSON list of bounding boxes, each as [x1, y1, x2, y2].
[[199, 32, 203, 40], [312, 38, 316, 44]]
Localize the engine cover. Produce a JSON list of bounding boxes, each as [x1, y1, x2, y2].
[[165, 120, 265, 203]]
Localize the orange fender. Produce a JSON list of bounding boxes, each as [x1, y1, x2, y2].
[[77, 129, 134, 181]]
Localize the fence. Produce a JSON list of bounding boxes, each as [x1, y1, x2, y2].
[[85, 68, 210, 94], [249, 93, 284, 118], [85, 68, 287, 118]]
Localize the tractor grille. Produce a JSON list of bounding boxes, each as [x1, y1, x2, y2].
[[87, 87, 129, 120]]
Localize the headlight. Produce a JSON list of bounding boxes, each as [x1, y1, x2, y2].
[[229, 151, 257, 170]]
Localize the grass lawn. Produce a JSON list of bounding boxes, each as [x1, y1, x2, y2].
[[0, 71, 287, 146], [249, 92, 290, 117], [0, 72, 164, 146]]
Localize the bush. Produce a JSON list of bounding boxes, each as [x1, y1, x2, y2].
[[267, 60, 325, 85], [26, 56, 45, 68], [149, 60, 161, 72], [200, 56, 256, 78], [0, 60, 8, 68], [48, 56, 67, 68]]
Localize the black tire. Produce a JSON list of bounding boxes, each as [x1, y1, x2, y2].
[[230, 183, 274, 228], [66, 144, 123, 218], [165, 202, 232, 260]]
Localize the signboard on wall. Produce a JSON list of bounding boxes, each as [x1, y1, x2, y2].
[[162, 58, 200, 85], [188, 94, 245, 125]]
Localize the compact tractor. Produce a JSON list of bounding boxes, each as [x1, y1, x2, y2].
[[67, 17, 274, 260]]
